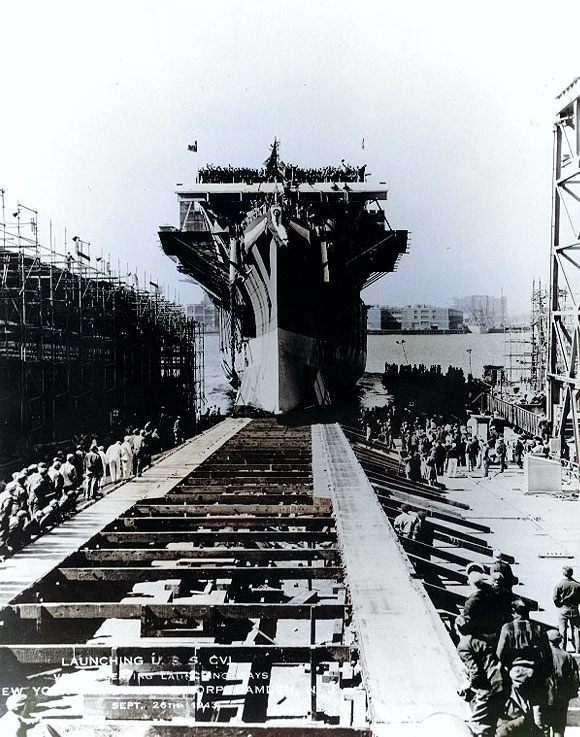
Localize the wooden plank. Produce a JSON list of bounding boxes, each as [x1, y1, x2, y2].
[[81, 548, 340, 563], [98, 531, 337, 544], [123, 504, 323, 516], [4, 602, 346, 621], [57, 565, 343, 582], [376, 494, 492, 533], [107, 516, 334, 531]]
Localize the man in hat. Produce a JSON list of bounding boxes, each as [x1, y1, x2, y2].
[[393, 504, 419, 539], [497, 599, 552, 734], [0, 692, 39, 734], [553, 566, 580, 652], [456, 614, 507, 737], [491, 549, 519, 592], [545, 628, 580, 737], [83, 443, 103, 501]]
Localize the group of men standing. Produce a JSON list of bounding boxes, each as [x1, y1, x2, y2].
[[456, 564, 580, 736]]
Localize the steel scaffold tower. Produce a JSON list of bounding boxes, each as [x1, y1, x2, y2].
[[0, 192, 204, 463], [548, 78, 580, 461]]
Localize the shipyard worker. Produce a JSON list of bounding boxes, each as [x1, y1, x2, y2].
[[463, 574, 512, 642], [544, 628, 580, 737], [496, 437, 507, 473], [491, 550, 519, 593], [0, 483, 14, 553], [455, 615, 507, 737], [513, 437, 525, 470], [83, 443, 103, 501], [482, 443, 492, 478], [495, 663, 544, 737], [47, 459, 64, 498], [131, 429, 144, 476], [134, 429, 151, 477], [553, 566, 580, 653], [0, 693, 39, 735], [393, 504, 419, 539], [60, 454, 78, 492], [106, 440, 122, 483], [433, 441, 446, 477], [120, 436, 133, 479], [496, 599, 552, 732], [412, 509, 435, 575], [467, 436, 480, 473], [406, 452, 422, 482], [173, 416, 183, 446], [97, 446, 108, 486]]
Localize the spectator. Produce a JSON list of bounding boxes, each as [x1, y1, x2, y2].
[[545, 628, 580, 737], [553, 566, 580, 653]]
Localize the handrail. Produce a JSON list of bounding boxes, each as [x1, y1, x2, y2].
[[485, 395, 545, 437]]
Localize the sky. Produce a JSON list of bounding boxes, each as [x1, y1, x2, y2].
[[1, 0, 579, 318]]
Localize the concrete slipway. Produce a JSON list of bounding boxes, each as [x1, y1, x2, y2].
[[2, 418, 580, 735]]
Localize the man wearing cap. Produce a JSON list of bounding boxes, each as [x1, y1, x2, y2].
[[455, 614, 507, 736], [553, 566, 580, 652], [545, 628, 580, 737], [497, 599, 552, 734], [491, 550, 519, 592], [60, 454, 78, 492], [0, 692, 39, 734], [393, 504, 419, 539]]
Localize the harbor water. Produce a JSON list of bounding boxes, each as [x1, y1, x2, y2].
[[203, 331, 524, 411]]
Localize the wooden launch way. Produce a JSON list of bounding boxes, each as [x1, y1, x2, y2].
[[0, 418, 475, 736]]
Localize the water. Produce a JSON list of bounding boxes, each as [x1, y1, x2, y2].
[[202, 331, 523, 411], [202, 333, 233, 413], [367, 332, 513, 378]]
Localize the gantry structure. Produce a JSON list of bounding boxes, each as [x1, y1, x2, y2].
[[547, 78, 580, 461]]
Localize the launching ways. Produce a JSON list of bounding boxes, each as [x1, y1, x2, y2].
[[0, 418, 482, 735]]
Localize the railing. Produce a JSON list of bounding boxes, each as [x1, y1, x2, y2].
[[485, 395, 545, 437]]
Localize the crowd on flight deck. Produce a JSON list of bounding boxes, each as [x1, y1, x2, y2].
[[0, 407, 225, 561], [198, 161, 367, 185]]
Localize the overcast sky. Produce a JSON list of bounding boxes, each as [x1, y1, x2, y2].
[[1, 0, 579, 317]]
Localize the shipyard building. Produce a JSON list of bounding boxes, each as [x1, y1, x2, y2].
[[367, 304, 463, 332]]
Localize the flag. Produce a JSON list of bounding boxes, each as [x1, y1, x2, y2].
[[188, 141, 198, 152]]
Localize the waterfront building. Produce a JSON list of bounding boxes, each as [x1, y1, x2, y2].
[[367, 304, 462, 332], [401, 304, 463, 331], [186, 293, 219, 333]]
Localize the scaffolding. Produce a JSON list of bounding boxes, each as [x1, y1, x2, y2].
[[547, 79, 580, 461], [0, 191, 204, 463], [530, 278, 548, 393]]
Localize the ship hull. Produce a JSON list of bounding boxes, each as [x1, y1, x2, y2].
[[159, 170, 407, 414]]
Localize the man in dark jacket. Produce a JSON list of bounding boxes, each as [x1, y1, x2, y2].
[[554, 566, 580, 652], [456, 614, 507, 737], [83, 444, 103, 501], [496, 599, 552, 734], [545, 628, 580, 737]]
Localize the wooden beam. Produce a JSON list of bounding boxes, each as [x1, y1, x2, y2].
[[98, 531, 337, 544], [107, 516, 334, 531], [57, 565, 343, 582], [81, 548, 340, 564], [123, 504, 324, 516], [3, 602, 346, 621]]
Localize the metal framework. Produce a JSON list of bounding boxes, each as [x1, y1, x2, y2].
[[0, 192, 203, 463], [547, 79, 580, 460]]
